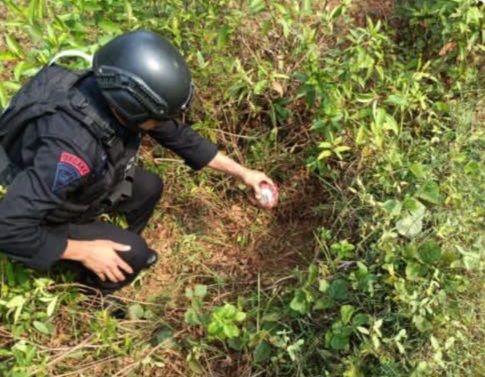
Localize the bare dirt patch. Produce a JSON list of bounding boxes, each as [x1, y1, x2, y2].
[[120, 163, 328, 307]]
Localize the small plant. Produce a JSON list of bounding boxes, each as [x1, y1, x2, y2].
[[207, 303, 246, 340], [184, 284, 209, 326]]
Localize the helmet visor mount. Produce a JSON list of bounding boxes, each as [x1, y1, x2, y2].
[[95, 65, 194, 126]]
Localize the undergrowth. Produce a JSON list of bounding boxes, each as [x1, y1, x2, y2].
[[0, 1, 483, 376]]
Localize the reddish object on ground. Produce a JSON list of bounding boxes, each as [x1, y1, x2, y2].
[[258, 182, 279, 208]]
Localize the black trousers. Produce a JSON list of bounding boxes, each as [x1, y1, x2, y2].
[[62, 167, 163, 295]]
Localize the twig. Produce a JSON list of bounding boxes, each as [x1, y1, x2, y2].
[[215, 128, 261, 140], [103, 294, 166, 307], [51, 356, 119, 377], [153, 158, 185, 164], [29, 334, 96, 375]]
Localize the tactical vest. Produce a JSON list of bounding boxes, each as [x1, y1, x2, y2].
[[0, 64, 140, 224]]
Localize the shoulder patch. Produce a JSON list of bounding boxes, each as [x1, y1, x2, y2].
[[52, 152, 91, 192]]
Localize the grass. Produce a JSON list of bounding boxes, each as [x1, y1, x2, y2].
[[0, 0, 484, 376]]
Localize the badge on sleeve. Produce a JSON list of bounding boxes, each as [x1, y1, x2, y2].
[[52, 152, 91, 192]]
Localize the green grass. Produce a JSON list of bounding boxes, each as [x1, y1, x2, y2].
[[0, 0, 484, 376]]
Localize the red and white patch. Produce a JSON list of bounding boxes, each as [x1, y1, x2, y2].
[[59, 151, 90, 176], [52, 152, 91, 192]]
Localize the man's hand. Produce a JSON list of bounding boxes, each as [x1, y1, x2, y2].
[[62, 240, 134, 283], [241, 169, 278, 208], [207, 152, 278, 208]]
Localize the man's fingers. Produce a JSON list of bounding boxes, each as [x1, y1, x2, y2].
[[111, 242, 132, 252], [97, 271, 106, 282], [105, 269, 119, 283], [110, 266, 126, 282], [264, 177, 275, 187], [254, 184, 262, 199], [117, 257, 134, 275]]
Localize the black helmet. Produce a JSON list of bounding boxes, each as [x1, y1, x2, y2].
[[93, 30, 194, 128]]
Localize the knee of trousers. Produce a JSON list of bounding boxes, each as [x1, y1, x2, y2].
[[117, 234, 152, 273], [146, 172, 164, 202]]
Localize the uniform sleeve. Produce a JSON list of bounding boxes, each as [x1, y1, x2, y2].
[[148, 119, 218, 170], [0, 136, 95, 270]]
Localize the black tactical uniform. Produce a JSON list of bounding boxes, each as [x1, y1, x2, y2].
[[0, 72, 217, 293]]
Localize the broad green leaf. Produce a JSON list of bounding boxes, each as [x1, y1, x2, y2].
[[382, 199, 402, 216], [385, 94, 409, 107], [253, 341, 272, 363], [416, 181, 442, 205], [150, 326, 173, 346], [99, 20, 122, 34], [194, 284, 208, 298], [127, 304, 144, 320], [185, 287, 194, 299], [405, 262, 428, 279], [409, 163, 427, 179], [306, 263, 318, 285], [46, 297, 58, 317], [33, 321, 51, 335], [396, 199, 426, 239], [314, 297, 335, 310], [254, 80, 268, 95], [235, 311, 246, 322], [319, 141, 333, 149], [219, 303, 237, 319], [352, 313, 370, 327], [340, 305, 354, 324], [330, 333, 349, 350], [396, 215, 423, 239], [402, 198, 426, 215], [184, 309, 200, 325], [223, 323, 240, 338], [328, 279, 349, 300], [319, 279, 329, 292], [418, 241, 442, 264], [290, 290, 309, 314], [318, 150, 332, 160], [383, 113, 399, 134], [207, 321, 221, 335], [6, 295, 25, 309]]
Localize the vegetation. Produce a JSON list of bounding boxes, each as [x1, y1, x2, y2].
[[0, 0, 483, 376]]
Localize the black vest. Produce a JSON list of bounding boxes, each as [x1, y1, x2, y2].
[[0, 64, 140, 223]]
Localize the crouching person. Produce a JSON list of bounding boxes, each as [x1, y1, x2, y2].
[[0, 31, 278, 295]]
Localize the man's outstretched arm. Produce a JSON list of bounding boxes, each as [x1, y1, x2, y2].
[[207, 151, 278, 208]]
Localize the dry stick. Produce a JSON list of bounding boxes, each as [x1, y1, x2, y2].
[[215, 128, 261, 140], [153, 158, 185, 164], [112, 330, 186, 377], [51, 356, 120, 377], [104, 294, 166, 307], [29, 334, 96, 376], [47, 282, 101, 295]]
